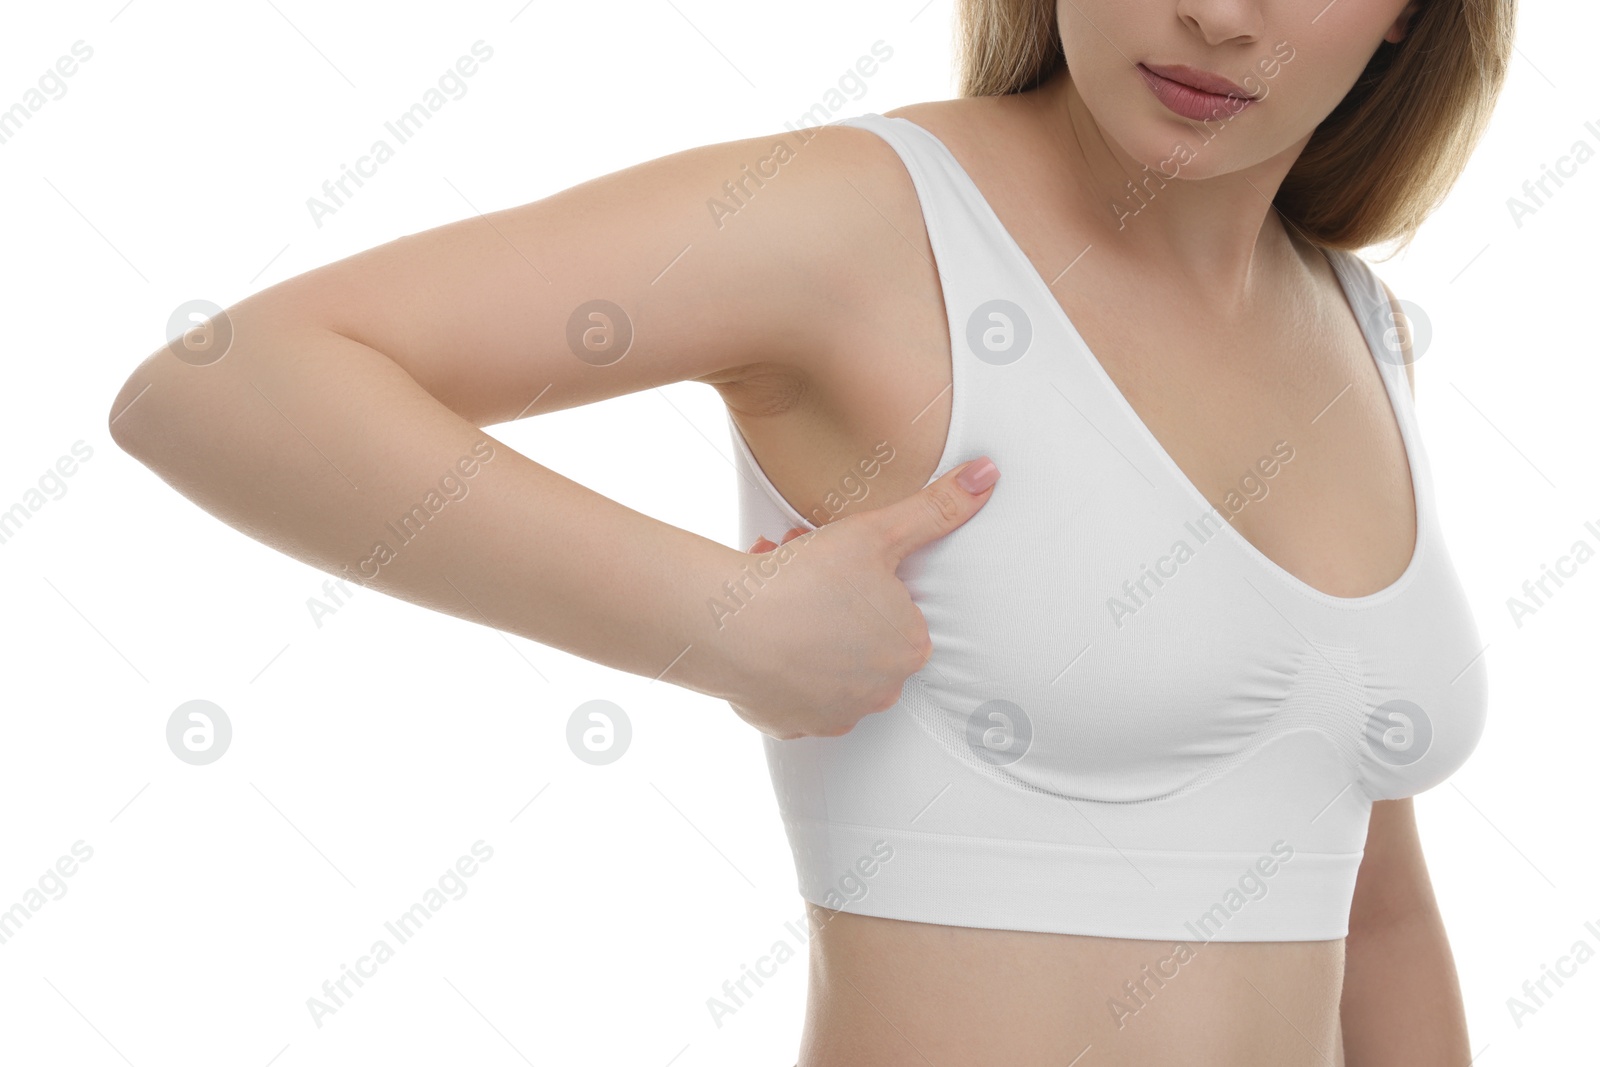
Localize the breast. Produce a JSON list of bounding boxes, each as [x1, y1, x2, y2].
[[730, 353, 1487, 945], [886, 431, 1488, 809]]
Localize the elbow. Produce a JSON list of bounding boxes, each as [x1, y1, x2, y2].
[[109, 301, 241, 451], [107, 356, 158, 455]]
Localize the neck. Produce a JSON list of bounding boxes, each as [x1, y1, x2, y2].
[[1028, 68, 1314, 307]]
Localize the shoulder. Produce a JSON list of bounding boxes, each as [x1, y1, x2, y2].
[[880, 95, 1047, 182], [764, 103, 999, 344], [683, 113, 947, 395], [791, 97, 1007, 236], [695, 107, 966, 404], [881, 95, 1006, 129], [1374, 276, 1418, 400], [1311, 241, 1419, 401]]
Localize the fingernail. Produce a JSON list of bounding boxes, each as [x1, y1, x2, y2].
[[957, 457, 998, 494]]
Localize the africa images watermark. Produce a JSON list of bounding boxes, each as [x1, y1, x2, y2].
[[1112, 38, 1297, 229], [1106, 839, 1297, 1030], [0, 840, 95, 948], [706, 39, 894, 230], [0, 439, 95, 548], [1505, 914, 1600, 1029], [331, 438, 498, 588], [1505, 116, 1600, 229], [306, 839, 494, 1028], [706, 840, 895, 1028], [709, 438, 897, 631], [1504, 513, 1600, 629], [958, 295, 1303, 635], [0, 39, 94, 149], [1106, 440, 1297, 629], [306, 40, 495, 229]]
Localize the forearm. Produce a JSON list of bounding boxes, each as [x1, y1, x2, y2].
[[109, 307, 747, 696], [1340, 909, 1471, 1065]]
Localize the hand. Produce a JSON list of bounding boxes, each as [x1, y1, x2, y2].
[[716, 457, 999, 740]]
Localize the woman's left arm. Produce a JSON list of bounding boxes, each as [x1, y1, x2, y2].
[[1339, 797, 1473, 1066], [1342, 282, 1470, 1064]]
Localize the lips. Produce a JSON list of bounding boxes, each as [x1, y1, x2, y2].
[[1136, 63, 1258, 122], [1141, 62, 1256, 99]]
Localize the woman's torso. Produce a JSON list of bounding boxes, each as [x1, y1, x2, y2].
[[722, 89, 1478, 1065]]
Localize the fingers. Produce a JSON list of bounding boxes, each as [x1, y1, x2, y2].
[[747, 526, 808, 552], [875, 456, 999, 562]]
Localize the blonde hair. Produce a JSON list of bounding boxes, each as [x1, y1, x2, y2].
[[953, 0, 1516, 252]]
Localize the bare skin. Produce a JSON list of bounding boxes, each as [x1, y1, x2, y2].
[[733, 76, 1453, 1065]]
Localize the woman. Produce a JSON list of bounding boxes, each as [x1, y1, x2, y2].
[[109, 0, 1514, 1062]]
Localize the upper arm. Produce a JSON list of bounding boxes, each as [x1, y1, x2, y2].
[[132, 126, 872, 429], [1377, 278, 1417, 400], [1349, 288, 1427, 934], [1348, 798, 1440, 933]]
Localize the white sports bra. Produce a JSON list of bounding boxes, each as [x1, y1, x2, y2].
[[727, 112, 1488, 941]]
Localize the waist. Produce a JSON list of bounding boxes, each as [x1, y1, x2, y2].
[[797, 904, 1346, 1067]]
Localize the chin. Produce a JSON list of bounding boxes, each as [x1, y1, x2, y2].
[[1111, 117, 1247, 181], [1114, 99, 1304, 184]]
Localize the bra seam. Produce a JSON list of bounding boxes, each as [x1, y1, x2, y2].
[[779, 815, 1368, 859]]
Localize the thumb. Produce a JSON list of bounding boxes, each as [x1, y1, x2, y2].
[[874, 456, 999, 563]]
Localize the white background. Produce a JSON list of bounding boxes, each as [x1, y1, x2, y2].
[[1, 1, 1595, 1064]]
